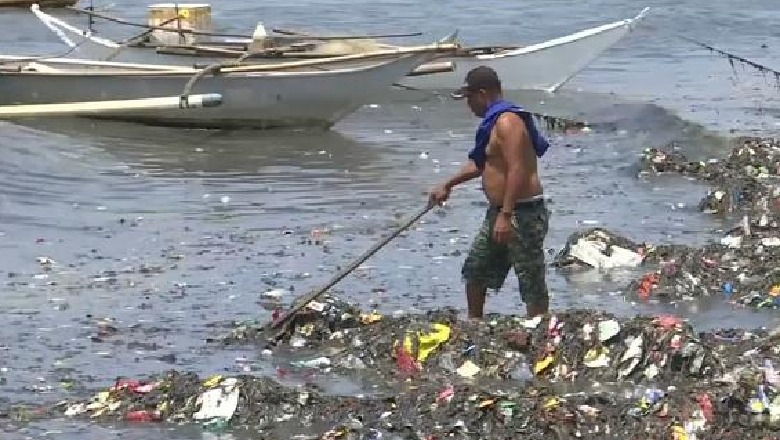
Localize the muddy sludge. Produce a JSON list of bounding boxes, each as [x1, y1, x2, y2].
[[624, 136, 780, 307], [7, 304, 780, 439]]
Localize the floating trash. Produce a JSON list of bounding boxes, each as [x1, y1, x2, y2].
[[9, 300, 780, 439], [631, 137, 780, 307]]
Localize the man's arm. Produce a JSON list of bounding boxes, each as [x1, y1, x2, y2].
[[495, 113, 530, 214], [444, 159, 482, 190]]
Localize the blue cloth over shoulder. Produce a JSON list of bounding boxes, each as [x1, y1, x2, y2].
[[468, 99, 550, 169]]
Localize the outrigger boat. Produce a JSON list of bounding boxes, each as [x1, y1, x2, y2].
[[31, 4, 650, 92], [0, 40, 458, 129]]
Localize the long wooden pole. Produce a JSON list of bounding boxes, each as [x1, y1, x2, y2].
[[0, 93, 222, 118], [270, 27, 423, 40], [215, 43, 457, 74], [267, 202, 435, 340]]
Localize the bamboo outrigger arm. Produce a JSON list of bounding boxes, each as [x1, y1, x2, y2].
[[0, 93, 223, 118]]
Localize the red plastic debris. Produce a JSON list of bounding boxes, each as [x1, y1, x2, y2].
[[395, 345, 421, 375], [125, 410, 162, 422], [436, 384, 454, 404], [697, 393, 714, 422], [637, 272, 660, 299], [111, 378, 157, 394], [653, 315, 683, 330]]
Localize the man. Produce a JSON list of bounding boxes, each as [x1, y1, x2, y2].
[[429, 65, 551, 319]]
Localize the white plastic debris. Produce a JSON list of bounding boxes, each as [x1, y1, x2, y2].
[[618, 335, 644, 378], [762, 237, 780, 247], [521, 315, 543, 329], [193, 378, 240, 421], [597, 320, 620, 342], [721, 235, 743, 248], [261, 289, 286, 299], [293, 357, 331, 368], [567, 238, 643, 269], [456, 360, 481, 377]]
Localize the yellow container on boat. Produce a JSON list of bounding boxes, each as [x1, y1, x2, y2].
[[147, 3, 212, 46]]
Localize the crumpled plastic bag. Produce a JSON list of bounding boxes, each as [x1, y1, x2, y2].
[[397, 323, 451, 363]]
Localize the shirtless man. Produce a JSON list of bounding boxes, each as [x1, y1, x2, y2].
[[429, 66, 551, 319]]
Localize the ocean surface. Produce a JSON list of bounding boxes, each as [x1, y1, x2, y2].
[[1, 0, 780, 438]]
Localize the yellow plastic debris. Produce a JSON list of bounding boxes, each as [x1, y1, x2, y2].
[[583, 347, 611, 368], [750, 398, 765, 413], [400, 323, 451, 362], [478, 399, 495, 408], [157, 400, 170, 413], [671, 425, 689, 440], [544, 397, 560, 410], [202, 375, 224, 388], [360, 311, 383, 324], [299, 323, 315, 336], [534, 355, 554, 374]]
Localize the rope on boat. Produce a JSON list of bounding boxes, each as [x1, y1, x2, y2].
[[0, 40, 90, 66], [103, 15, 183, 62], [179, 59, 244, 108], [679, 35, 780, 89]]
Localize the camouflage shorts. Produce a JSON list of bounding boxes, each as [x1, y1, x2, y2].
[[461, 199, 550, 306]]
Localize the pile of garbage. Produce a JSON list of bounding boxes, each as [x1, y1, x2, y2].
[[551, 227, 695, 271], [639, 138, 780, 215], [628, 137, 780, 306], [228, 297, 722, 386], [638, 146, 721, 178], [11, 301, 780, 439], [639, 138, 780, 181], [551, 228, 648, 270]]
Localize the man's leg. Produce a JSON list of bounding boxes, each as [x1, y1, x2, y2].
[[461, 210, 510, 319], [466, 282, 488, 319], [510, 202, 551, 317]]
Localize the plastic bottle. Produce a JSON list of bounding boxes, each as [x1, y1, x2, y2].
[[764, 359, 779, 386], [512, 355, 534, 384]]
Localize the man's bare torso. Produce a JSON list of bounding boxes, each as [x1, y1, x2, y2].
[[481, 113, 544, 206]]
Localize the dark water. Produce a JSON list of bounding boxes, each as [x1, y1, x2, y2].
[[2, 0, 780, 438]]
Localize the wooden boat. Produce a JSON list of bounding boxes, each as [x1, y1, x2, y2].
[[411, 7, 650, 93], [32, 4, 650, 92], [0, 42, 457, 129], [0, 0, 75, 7]]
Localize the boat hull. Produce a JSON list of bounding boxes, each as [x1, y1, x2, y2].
[[402, 9, 649, 92], [33, 7, 649, 93], [0, 54, 432, 129]]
